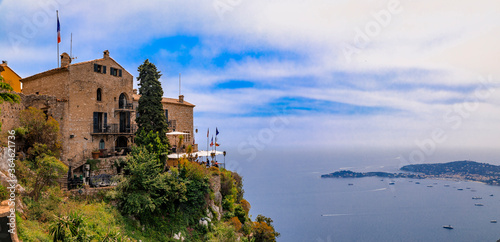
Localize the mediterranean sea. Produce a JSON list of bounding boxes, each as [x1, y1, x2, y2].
[[232, 147, 500, 242]]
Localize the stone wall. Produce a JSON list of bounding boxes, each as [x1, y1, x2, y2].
[[19, 51, 135, 169], [0, 93, 67, 150], [163, 99, 195, 147]]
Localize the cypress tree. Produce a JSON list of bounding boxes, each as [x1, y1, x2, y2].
[[135, 60, 169, 148]]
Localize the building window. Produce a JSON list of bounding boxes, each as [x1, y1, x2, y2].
[[99, 139, 105, 149], [183, 130, 191, 143], [110, 67, 122, 77], [165, 109, 168, 122], [93, 112, 107, 133], [119, 93, 127, 109], [94, 63, 107, 74], [97, 88, 102, 101]]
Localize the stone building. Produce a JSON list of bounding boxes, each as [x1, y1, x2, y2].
[[7, 50, 198, 174], [0, 61, 22, 93], [20, 50, 136, 169], [132, 92, 197, 152]]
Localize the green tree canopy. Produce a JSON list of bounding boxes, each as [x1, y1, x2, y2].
[[19, 107, 61, 157], [135, 59, 169, 148], [29, 153, 67, 201]]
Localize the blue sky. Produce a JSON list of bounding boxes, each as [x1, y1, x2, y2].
[[1, 0, 500, 162]]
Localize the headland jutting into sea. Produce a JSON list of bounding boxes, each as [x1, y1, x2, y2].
[[321, 160, 500, 186]]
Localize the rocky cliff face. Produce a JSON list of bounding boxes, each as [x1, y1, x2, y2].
[[208, 174, 222, 221]]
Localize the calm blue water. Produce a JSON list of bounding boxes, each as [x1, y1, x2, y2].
[[229, 148, 500, 242]]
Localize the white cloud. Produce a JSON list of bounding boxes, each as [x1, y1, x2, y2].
[[2, 0, 500, 151]]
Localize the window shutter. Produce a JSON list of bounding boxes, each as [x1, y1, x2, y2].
[[110, 67, 114, 75], [104, 113, 108, 128], [119, 69, 122, 77], [93, 112, 99, 132], [94, 64, 98, 72], [103, 66, 107, 74]]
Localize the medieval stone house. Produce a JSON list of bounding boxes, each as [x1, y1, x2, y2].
[[11, 50, 196, 171]]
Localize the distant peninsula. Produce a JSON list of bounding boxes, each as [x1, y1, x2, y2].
[[321, 161, 500, 186]]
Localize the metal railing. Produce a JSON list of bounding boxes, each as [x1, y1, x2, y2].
[[168, 120, 176, 130], [116, 103, 134, 110], [90, 123, 137, 134]]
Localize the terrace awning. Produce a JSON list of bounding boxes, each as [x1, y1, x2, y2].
[[167, 150, 224, 159]]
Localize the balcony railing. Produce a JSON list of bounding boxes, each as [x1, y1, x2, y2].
[[116, 103, 134, 111], [90, 123, 137, 135], [167, 120, 176, 130]]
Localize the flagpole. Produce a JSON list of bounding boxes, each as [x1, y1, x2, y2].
[[57, 10, 59, 68], [206, 128, 209, 164]]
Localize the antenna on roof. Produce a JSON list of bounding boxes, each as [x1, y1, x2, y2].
[[70, 33, 77, 61]]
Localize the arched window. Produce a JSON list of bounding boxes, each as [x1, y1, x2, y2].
[[99, 139, 105, 149], [97, 88, 102, 101], [119, 93, 127, 109]]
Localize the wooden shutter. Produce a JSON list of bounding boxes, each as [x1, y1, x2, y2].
[[93, 112, 99, 132], [104, 113, 107, 131], [103, 66, 107, 74], [119, 69, 122, 77], [94, 64, 98, 72]]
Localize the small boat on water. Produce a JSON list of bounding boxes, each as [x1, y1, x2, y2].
[[490, 194, 494, 197], [472, 196, 482, 200], [389, 182, 395, 185], [457, 188, 463, 191], [415, 182, 420, 184], [475, 203, 484, 206], [443, 225, 453, 229], [427, 185, 433, 187], [491, 220, 497, 223], [348, 183, 353, 186], [444, 184, 450, 187]]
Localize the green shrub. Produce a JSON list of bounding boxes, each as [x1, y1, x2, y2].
[[0, 185, 8, 201]]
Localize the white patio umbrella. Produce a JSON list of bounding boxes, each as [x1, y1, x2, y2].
[[166, 131, 189, 153], [166, 131, 189, 136], [195, 150, 224, 157]]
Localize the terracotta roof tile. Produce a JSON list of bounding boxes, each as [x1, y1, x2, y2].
[[132, 93, 195, 107]]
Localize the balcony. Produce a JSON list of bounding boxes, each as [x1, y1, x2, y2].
[[90, 123, 137, 135], [167, 120, 176, 130], [115, 103, 134, 112]]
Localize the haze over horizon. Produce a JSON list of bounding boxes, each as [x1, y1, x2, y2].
[[1, 0, 500, 163]]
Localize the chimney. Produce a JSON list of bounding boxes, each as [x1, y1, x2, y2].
[[60, 52, 71, 68], [103, 50, 109, 59], [133, 89, 137, 94], [1, 60, 7, 65], [179, 95, 184, 103]]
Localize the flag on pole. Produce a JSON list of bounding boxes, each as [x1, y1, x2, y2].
[[207, 128, 209, 137], [57, 13, 61, 43], [210, 137, 214, 147], [216, 127, 219, 136]]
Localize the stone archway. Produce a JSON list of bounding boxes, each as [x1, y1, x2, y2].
[[116, 136, 128, 150]]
